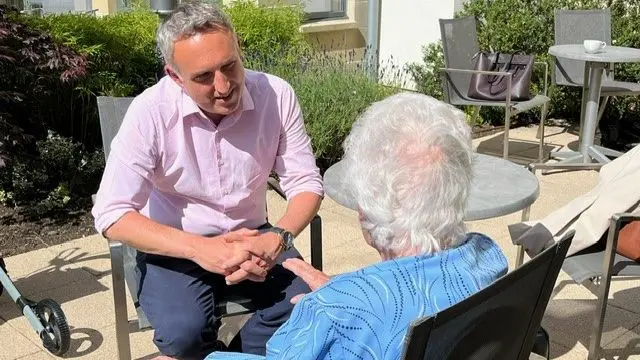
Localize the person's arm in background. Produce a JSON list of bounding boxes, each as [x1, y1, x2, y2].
[[224, 81, 323, 284], [93, 98, 265, 279]]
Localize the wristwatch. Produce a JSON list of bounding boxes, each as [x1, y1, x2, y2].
[[267, 227, 295, 251]]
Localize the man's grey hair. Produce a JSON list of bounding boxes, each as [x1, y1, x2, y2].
[[156, 1, 235, 66], [343, 92, 474, 255]]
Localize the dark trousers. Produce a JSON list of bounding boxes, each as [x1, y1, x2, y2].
[[136, 246, 310, 360]]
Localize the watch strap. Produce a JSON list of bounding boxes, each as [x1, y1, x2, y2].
[[267, 227, 293, 251]]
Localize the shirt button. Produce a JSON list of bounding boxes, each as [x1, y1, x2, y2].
[[224, 189, 229, 195], [219, 159, 224, 165]]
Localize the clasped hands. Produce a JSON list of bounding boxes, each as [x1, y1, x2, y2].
[[191, 228, 283, 285], [190, 228, 330, 301]]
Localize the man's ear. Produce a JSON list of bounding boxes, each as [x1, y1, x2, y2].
[[165, 64, 184, 88]]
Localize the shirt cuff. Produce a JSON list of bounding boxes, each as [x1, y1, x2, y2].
[[93, 208, 136, 236]]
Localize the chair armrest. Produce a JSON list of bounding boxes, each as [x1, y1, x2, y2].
[[310, 215, 323, 271], [599, 212, 640, 281], [527, 162, 603, 173], [267, 177, 286, 200], [606, 212, 640, 250], [611, 212, 640, 224], [266, 177, 323, 270], [439, 67, 514, 104], [439, 67, 512, 77]]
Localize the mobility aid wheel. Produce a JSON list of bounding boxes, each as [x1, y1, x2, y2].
[[0, 257, 5, 296], [34, 298, 71, 356], [0, 257, 70, 357]]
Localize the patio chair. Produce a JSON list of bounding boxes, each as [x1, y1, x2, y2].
[[512, 160, 640, 360], [562, 212, 640, 360], [96, 96, 323, 360], [401, 235, 571, 360], [552, 9, 640, 149], [439, 16, 550, 162]]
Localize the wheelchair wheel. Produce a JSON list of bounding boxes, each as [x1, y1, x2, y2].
[[36, 299, 70, 356]]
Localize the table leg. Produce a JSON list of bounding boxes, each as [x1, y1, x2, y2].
[[578, 63, 591, 149], [545, 62, 607, 171], [580, 62, 605, 162], [515, 203, 532, 268], [593, 145, 624, 158]]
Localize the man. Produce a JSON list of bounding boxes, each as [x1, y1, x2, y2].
[[206, 93, 508, 359], [91, 2, 323, 359]]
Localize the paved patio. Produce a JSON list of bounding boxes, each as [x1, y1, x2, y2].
[[1, 124, 639, 359]]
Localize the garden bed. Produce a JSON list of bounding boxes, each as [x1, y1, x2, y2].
[[0, 203, 95, 258]]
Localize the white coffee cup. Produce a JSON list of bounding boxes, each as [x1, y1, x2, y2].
[[584, 40, 607, 53]]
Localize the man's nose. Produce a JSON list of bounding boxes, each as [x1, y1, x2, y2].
[[214, 71, 230, 95]]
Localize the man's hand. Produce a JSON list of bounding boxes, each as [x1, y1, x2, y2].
[[282, 258, 330, 304], [223, 231, 283, 285], [189, 228, 265, 277]]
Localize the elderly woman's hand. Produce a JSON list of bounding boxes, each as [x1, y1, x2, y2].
[[282, 258, 330, 304]]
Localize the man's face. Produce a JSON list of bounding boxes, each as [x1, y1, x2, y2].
[[166, 29, 245, 118]]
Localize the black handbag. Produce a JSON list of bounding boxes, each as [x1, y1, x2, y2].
[[468, 52, 534, 101]]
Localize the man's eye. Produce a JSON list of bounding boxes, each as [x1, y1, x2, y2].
[[195, 73, 212, 82]]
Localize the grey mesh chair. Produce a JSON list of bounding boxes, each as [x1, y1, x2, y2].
[[96, 96, 323, 360], [401, 235, 571, 360], [553, 9, 640, 145], [439, 16, 550, 162]]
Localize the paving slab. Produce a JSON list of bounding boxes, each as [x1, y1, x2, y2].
[[0, 317, 42, 360], [0, 277, 114, 353], [0, 245, 97, 307], [14, 351, 55, 360], [603, 322, 640, 359]]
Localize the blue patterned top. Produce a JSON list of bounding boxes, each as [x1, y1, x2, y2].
[[206, 233, 507, 360]]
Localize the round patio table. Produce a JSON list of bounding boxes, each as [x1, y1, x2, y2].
[[323, 153, 540, 221], [548, 44, 640, 167]]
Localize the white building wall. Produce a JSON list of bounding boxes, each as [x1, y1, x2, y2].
[[378, 0, 457, 88]]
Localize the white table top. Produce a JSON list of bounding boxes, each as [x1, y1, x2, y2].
[[549, 44, 640, 63], [323, 153, 540, 221]]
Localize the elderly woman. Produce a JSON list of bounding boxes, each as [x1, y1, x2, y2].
[[205, 93, 508, 359]]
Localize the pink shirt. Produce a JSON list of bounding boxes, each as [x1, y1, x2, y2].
[[92, 70, 324, 236]]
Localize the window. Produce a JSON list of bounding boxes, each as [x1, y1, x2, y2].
[[304, 0, 345, 21], [2, 0, 27, 10], [21, 0, 93, 14]]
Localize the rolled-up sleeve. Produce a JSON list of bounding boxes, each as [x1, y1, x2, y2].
[[273, 84, 324, 199], [91, 98, 158, 235]]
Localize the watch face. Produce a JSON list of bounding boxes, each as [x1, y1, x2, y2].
[[283, 231, 294, 248]]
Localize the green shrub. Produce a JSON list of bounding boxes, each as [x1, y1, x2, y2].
[[252, 56, 396, 168], [22, 10, 160, 96], [17, 9, 160, 151], [295, 67, 396, 167], [225, 0, 310, 67], [0, 131, 104, 218], [406, 42, 445, 101], [0, 5, 98, 218], [0, 6, 88, 166]]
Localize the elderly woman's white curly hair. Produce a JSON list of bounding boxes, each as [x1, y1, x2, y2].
[[343, 92, 474, 255]]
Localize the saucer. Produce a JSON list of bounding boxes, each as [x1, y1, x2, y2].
[[584, 49, 606, 54]]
